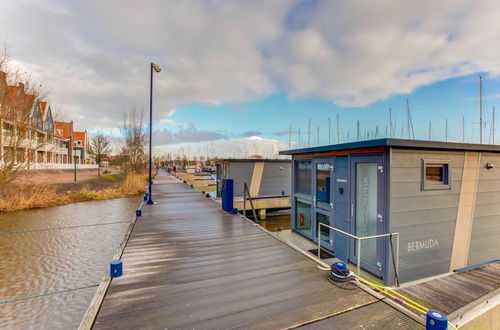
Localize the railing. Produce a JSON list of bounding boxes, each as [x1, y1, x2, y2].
[[317, 222, 400, 285], [243, 182, 259, 222]]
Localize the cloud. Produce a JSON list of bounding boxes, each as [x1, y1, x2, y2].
[[153, 125, 227, 146], [238, 131, 262, 138], [1, 0, 500, 133]]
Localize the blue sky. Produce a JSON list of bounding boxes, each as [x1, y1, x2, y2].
[[166, 72, 500, 146]]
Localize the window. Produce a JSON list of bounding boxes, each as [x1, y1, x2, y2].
[[316, 162, 331, 209], [422, 160, 450, 190], [296, 160, 312, 195], [295, 199, 312, 237]]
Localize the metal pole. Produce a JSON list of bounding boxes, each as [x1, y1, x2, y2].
[[480, 76, 483, 144], [318, 223, 321, 259], [396, 234, 400, 287], [357, 239, 361, 276], [74, 156, 76, 182], [147, 63, 154, 205]]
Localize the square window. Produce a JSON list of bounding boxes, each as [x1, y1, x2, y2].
[[422, 160, 450, 190]]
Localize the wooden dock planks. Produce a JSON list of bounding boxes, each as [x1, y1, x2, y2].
[[92, 172, 421, 330], [398, 262, 500, 315]]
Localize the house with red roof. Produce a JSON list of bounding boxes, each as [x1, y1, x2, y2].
[[1, 70, 91, 168]]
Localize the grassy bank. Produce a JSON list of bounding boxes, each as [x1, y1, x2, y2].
[[0, 172, 148, 212]]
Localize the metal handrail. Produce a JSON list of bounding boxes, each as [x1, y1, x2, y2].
[[317, 222, 400, 284], [243, 182, 259, 222]]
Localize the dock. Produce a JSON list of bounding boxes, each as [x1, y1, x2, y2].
[[90, 171, 422, 329], [398, 262, 500, 328]]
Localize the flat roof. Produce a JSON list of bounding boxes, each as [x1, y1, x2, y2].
[[279, 138, 500, 155], [215, 158, 291, 163]]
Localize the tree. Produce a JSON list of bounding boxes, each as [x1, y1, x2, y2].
[[89, 131, 111, 176], [0, 49, 48, 186], [120, 108, 147, 173]]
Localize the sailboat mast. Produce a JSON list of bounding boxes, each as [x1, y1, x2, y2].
[[328, 117, 332, 144], [493, 106, 496, 144], [389, 107, 393, 138], [480, 76, 483, 144], [336, 114, 340, 143]]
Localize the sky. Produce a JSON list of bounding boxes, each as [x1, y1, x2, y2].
[[1, 0, 500, 157]]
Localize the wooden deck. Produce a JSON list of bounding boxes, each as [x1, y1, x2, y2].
[[92, 172, 422, 329], [398, 262, 500, 315]]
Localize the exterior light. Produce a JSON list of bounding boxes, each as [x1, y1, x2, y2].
[[152, 63, 161, 73]]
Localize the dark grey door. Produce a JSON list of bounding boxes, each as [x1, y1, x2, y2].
[[349, 155, 385, 278], [312, 158, 335, 250]]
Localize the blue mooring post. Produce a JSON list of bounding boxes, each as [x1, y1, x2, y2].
[[426, 310, 448, 330], [110, 260, 123, 278], [144, 193, 148, 201], [136, 209, 142, 217], [221, 178, 234, 213]]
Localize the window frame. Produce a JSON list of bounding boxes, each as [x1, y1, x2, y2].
[[421, 159, 451, 191], [294, 159, 313, 197]]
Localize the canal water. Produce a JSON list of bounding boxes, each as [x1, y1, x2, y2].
[[0, 197, 140, 329]]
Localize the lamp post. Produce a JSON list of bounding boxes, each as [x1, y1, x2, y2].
[[147, 62, 161, 205], [73, 154, 78, 182]]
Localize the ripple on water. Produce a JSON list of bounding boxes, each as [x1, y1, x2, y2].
[[0, 197, 140, 329]]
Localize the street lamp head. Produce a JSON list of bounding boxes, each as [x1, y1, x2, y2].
[[152, 63, 161, 73]]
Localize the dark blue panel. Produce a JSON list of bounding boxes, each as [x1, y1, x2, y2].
[[333, 157, 349, 261]]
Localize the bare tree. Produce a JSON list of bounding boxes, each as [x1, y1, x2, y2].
[[0, 49, 48, 186], [89, 131, 111, 176], [120, 108, 147, 173]]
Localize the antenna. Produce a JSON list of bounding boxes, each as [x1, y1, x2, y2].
[[298, 128, 301, 148], [428, 121, 432, 140], [288, 123, 292, 148], [375, 126, 379, 138], [317, 125, 320, 146], [480, 76, 483, 144]]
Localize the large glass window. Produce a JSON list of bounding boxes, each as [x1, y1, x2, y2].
[[295, 199, 312, 237], [316, 213, 330, 244], [355, 163, 378, 265], [316, 163, 331, 210], [296, 161, 312, 195]]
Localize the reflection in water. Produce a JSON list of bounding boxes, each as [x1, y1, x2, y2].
[[0, 197, 139, 329], [260, 215, 291, 232]]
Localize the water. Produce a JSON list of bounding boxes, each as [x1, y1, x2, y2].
[[0, 197, 140, 329], [260, 215, 291, 231]]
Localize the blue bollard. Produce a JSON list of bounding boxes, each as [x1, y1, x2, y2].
[[143, 193, 148, 201], [136, 209, 142, 217], [110, 260, 123, 278], [221, 179, 234, 212], [281, 190, 285, 196], [426, 310, 448, 330]]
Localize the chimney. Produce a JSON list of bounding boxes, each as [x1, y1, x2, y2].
[[18, 82, 25, 92]]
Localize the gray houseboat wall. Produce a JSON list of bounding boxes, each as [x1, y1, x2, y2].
[[216, 159, 291, 198], [281, 138, 500, 286]]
